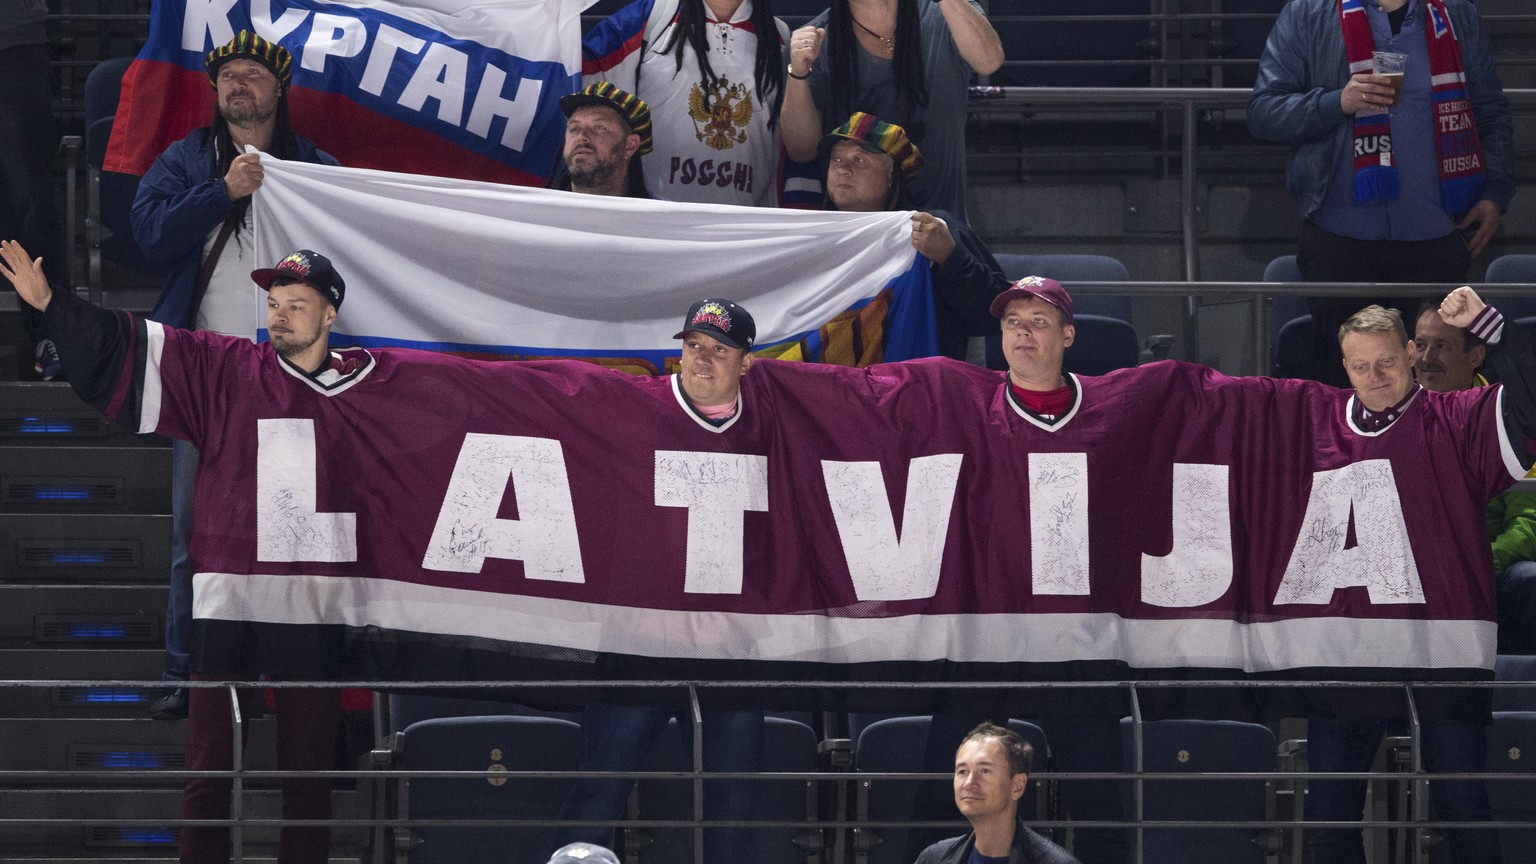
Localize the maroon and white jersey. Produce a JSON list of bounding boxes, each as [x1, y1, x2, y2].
[[43, 290, 1535, 686]]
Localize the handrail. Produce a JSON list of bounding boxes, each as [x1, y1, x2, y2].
[[2, 677, 1532, 863]]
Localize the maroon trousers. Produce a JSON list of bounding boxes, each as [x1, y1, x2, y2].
[[181, 673, 341, 864]]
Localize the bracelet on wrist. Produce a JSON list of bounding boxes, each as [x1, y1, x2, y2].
[[787, 64, 810, 80]]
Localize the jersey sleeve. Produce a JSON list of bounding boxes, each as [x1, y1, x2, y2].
[[40, 288, 229, 447]]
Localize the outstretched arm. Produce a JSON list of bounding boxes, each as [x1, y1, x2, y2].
[[2, 239, 140, 418], [1443, 286, 1536, 465], [0, 240, 53, 311]]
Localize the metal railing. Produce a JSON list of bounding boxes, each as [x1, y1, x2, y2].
[[1, 676, 1533, 864]]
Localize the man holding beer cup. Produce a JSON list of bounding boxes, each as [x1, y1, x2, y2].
[[1246, 0, 1513, 389]]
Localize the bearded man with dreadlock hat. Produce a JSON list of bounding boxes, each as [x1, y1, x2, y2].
[[128, 31, 339, 722]]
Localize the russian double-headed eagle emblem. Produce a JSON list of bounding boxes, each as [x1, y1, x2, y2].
[[689, 77, 752, 150]]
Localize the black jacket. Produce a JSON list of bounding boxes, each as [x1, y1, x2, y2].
[[913, 816, 1081, 864]]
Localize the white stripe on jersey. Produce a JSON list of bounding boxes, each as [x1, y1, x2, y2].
[[189, 570, 1495, 671], [139, 321, 166, 435], [1495, 386, 1528, 482]]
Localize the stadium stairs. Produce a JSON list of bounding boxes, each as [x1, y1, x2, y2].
[[0, 379, 365, 861]]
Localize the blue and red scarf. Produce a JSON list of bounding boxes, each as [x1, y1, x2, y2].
[[1339, 0, 1485, 213]]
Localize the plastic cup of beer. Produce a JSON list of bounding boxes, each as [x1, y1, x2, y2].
[[1372, 51, 1408, 110]]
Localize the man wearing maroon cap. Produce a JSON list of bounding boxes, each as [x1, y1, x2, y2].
[[909, 275, 1125, 864], [989, 275, 1078, 422], [552, 299, 765, 860]]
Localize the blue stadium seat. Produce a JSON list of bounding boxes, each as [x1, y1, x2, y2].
[[634, 716, 822, 864], [1119, 718, 1278, 864], [83, 58, 162, 288], [853, 716, 1051, 864], [1484, 711, 1536, 864], [1495, 655, 1536, 713], [1482, 256, 1536, 321], [1271, 315, 1314, 379], [1513, 317, 1536, 351], [1263, 254, 1310, 334], [987, 1, 1155, 88], [393, 715, 583, 864], [984, 312, 1140, 377], [986, 254, 1138, 376], [387, 692, 581, 732], [993, 253, 1132, 320]]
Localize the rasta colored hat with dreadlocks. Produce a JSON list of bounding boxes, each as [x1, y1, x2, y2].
[[205, 30, 293, 91]]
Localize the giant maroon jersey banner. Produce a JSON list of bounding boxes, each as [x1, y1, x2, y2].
[[105, 0, 588, 185], [81, 310, 1524, 689]]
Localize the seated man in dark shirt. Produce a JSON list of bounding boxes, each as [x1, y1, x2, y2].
[[915, 722, 1080, 864]]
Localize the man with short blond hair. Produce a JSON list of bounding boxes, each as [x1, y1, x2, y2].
[[1308, 289, 1519, 864]]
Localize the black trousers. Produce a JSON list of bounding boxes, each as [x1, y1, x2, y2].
[[1296, 220, 1472, 388]]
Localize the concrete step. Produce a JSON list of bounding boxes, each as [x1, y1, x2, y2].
[[0, 381, 170, 448], [0, 446, 170, 514], [0, 787, 367, 858], [0, 584, 166, 648], [0, 513, 171, 584], [0, 648, 162, 718]]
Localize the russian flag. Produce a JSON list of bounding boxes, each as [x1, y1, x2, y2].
[[249, 157, 937, 370], [104, 0, 591, 185]]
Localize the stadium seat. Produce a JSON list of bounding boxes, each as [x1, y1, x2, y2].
[[1271, 315, 1314, 379], [1483, 256, 1536, 321], [83, 57, 162, 291], [1262, 253, 1310, 330], [1484, 711, 1536, 864], [633, 716, 822, 864], [1068, 314, 1142, 376], [1118, 717, 1279, 864], [852, 716, 1050, 864], [386, 692, 581, 732], [987, 1, 1155, 88], [993, 253, 1132, 320], [1494, 655, 1536, 713], [986, 254, 1138, 376], [389, 715, 583, 864]]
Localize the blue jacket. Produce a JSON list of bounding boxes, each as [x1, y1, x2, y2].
[[132, 128, 337, 330], [1247, 0, 1513, 220]]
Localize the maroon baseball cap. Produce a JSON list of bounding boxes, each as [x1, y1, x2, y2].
[[988, 275, 1073, 324]]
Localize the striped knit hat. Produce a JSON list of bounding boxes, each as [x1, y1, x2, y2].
[[824, 113, 924, 182], [558, 82, 654, 156], [205, 30, 293, 92]]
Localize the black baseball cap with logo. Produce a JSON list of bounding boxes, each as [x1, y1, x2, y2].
[[251, 250, 346, 309], [673, 299, 755, 350]]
